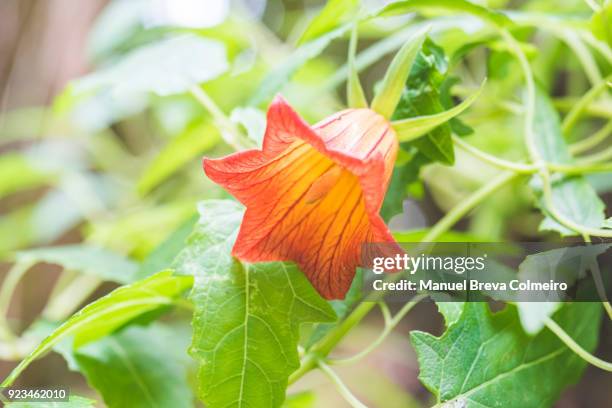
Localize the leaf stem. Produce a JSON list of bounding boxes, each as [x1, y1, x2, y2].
[[318, 360, 368, 408], [500, 30, 541, 164], [544, 317, 612, 371], [583, 238, 612, 320], [328, 295, 426, 365], [547, 161, 612, 175], [288, 301, 377, 385], [570, 120, 612, 154], [422, 171, 519, 242], [575, 144, 612, 164], [452, 136, 536, 173], [190, 86, 253, 151], [454, 135, 612, 175], [379, 301, 391, 324], [562, 75, 611, 135]]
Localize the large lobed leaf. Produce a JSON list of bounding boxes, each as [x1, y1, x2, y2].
[[412, 302, 602, 407], [173, 200, 336, 408]]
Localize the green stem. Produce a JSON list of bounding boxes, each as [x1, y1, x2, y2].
[[454, 135, 612, 175], [501, 29, 541, 163], [553, 98, 612, 119], [422, 171, 519, 242], [190, 86, 253, 151], [328, 295, 426, 365], [570, 120, 612, 154], [318, 360, 367, 408], [452, 136, 536, 173], [583, 238, 612, 320], [288, 301, 376, 385], [554, 30, 602, 85], [561, 75, 611, 135], [547, 161, 612, 175], [545, 317, 612, 371], [576, 144, 612, 164]]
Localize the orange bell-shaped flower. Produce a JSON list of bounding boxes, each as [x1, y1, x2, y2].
[[204, 96, 398, 299]]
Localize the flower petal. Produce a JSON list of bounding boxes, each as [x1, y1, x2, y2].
[[204, 96, 399, 299]]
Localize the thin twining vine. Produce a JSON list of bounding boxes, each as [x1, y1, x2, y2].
[[561, 75, 611, 134], [570, 120, 612, 154], [329, 295, 426, 366], [544, 317, 612, 372], [318, 360, 368, 408]]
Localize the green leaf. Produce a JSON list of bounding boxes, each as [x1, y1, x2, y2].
[[389, 38, 469, 165], [173, 200, 336, 408], [1, 271, 193, 387], [138, 121, 220, 195], [16, 244, 138, 284], [73, 34, 228, 98], [604, 217, 612, 228], [249, 25, 351, 106], [298, 0, 359, 45], [371, 26, 429, 118], [380, 153, 429, 221], [411, 302, 602, 407], [392, 38, 456, 164], [57, 323, 193, 408], [439, 76, 474, 137], [392, 81, 483, 147], [6, 396, 96, 408], [379, 0, 512, 28], [530, 86, 606, 236], [230, 106, 267, 147], [590, 1, 612, 48], [436, 302, 464, 326]]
